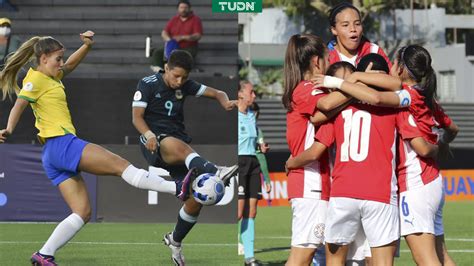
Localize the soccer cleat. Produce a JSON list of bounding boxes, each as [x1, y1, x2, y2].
[[176, 168, 198, 201], [244, 258, 263, 266], [163, 232, 185, 266], [31, 252, 57, 266], [215, 164, 238, 186]]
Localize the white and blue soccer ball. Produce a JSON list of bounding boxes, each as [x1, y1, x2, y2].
[[192, 173, 225, 206]]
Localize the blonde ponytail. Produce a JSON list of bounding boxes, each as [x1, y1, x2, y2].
[[1, 36, 64, 100], [1, 36, 41, 100]]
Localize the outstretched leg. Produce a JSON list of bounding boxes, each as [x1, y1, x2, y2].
[[78, 143, 177, 194], [159, 136, 238, 183]]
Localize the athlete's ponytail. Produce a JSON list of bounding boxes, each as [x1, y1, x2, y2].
[[1, 36, 63, 100], [396, 45, 437, 111], [283, 34, 325, 112], [420, 65, 437, 111]]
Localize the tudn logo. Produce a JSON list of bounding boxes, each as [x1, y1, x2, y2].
[[212, 0, 262, 13]]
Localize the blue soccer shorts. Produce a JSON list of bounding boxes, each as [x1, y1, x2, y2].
[[42, 134, 89, 186]]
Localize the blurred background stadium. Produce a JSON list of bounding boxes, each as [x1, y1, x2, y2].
[[1, 0, 474, 265], [238, 1, 474, 265], [0, 0, 239, 264]]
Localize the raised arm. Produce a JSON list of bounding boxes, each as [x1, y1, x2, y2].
[[0, 98, 29, 143], [310, 98, 352, 126], [317, 90, 351, 112], [314, 74, 407, 108], [202, 87, 237, 111], [347, 72, 401, 92], [62, 31, 94, 77]]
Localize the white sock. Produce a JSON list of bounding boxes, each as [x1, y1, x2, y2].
[[184, 152, 199, 169], [39, 213, 84, 256], [121, 164, 176, 194]]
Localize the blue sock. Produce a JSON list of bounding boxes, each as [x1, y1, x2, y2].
[[172, 207, 197, 243], [241, 218, 255, 260], [313, 247, 326, 266], [185, 153, 217, 175]]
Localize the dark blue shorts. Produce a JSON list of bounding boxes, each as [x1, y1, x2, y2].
[[42, 134, 89, 186]]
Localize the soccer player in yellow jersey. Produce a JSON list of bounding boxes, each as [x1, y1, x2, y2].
[[0, 31, 197, 265]]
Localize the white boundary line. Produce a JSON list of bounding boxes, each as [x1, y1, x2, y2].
[[1, 241, 473, 253], [399, 250, 474, 253], [0, 241, 236, 246], [258, 236, 474, 242]]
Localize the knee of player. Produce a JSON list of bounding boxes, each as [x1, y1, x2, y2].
[[76, 208, 92, 224], [248, 208, 257, 218], [183, 201, 202, 216], [113, 157, 132, 176]]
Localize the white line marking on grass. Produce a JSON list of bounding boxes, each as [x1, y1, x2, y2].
[[258, 236, 291, 239], [260, 237, 474, 242], [0, 241, 236, 247], [445, 238, 474, 242], [400, 250, 474, 253]]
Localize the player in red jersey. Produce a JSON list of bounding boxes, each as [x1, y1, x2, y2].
[[286, 102, 438, 266], [327, 2, 391, 68], [282, 34, 353, 266], [315, 46, 458, 266]]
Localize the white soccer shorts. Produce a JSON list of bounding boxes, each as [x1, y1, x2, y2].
[[325, 197, 399, 248], [400, 175, 443, 236], [290, 198, 328, 248]]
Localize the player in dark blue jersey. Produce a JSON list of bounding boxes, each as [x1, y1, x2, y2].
[[132, 50, 237, 266]]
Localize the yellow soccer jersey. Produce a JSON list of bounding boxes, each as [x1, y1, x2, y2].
[[18, 68, 76, 142]]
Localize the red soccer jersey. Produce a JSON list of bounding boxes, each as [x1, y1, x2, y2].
[[396, 86, 453, 192], [328, 39, 392, 69], [286, 81, 330, 200], [164, 12, 203, 48], [403, 84, 440, 144], [316, 103, 421, 205]]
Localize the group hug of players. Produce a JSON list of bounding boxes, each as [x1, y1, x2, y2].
[[283, 2, 458, 266]]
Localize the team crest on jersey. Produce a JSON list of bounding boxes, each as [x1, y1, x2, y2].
[[133, 91, 142, 101], [175, 89, 183, 100], [313, 223, 325, 239], [23, 82, 33, 92]]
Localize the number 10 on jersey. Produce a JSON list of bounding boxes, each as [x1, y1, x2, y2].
[[340, 109, 371, 162]]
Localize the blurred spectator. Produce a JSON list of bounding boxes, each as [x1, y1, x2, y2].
[[0, 0, 17, 12], [150, 0, 203, 72], [0, 17, 21, 69]]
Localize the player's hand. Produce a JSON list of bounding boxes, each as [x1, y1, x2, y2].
[[173, 36, 185, 42], [0, 129, 11, 143], [364, 62, 384, 74], [223, 100, 238, 111], [80, 30, 95, 46], [265, 182, 272, 193], [146, 137, 158, 154], [260, 143, 270, 153], [438, 142, 453, 161], [311, 74, 325, 88]]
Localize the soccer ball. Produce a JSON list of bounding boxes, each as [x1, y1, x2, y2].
[[192, 173, 225, 206]]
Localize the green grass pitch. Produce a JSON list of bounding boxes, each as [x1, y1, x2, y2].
[[1, 202, 472, 265]]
